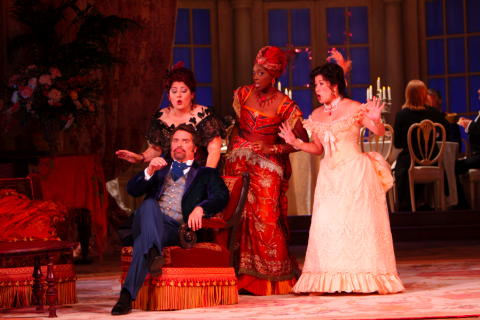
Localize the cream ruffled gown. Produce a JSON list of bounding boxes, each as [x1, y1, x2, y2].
[[293, 109, 404, 294]]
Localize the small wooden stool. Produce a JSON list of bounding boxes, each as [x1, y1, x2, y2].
[[0, 241, 76, 317]]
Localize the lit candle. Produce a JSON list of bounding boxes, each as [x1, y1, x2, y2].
[[382, 86, 386, 100], [277, 81, 282, 91], [368, 85, 373, 100], [387, 86, 391, 101], [289, 89, 293, 99], [284, 88, 289, 96], [376, 77, 381, 92]]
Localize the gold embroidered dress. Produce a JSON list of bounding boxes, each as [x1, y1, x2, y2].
[[225, 84, 302, 295]]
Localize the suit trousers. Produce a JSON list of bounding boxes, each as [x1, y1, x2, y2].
[[123, 198, 180, 299]]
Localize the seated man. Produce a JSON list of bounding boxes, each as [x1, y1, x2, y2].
[[455, 102, 480, 208], [111, 124, 229, 315]]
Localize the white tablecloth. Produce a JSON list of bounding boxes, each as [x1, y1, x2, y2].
[[287, 141, 459, 215]]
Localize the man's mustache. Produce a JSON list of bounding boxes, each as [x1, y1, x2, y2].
[[174, 147, 185, 152]]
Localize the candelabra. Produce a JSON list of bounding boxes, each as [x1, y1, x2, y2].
[[366, 77, 392, 122]]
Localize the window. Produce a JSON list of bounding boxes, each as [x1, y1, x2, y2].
[[424, 0, 480, 114], [265, 4, 371, 117], [326, 6, 370, 103], [161, 7, 215, 108], [267, 8, 313, 117]]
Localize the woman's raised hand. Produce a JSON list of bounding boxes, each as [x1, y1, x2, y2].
[[364, 97, 385, 123], [278, 122, 297, 145], [115, 150, 143, 163]]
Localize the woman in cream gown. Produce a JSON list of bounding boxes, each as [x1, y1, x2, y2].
[[279, 63, 404, 294]]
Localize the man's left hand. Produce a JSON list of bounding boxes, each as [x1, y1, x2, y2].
[[188, 206, 204, 231]]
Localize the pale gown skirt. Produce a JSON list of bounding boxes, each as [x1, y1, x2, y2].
[[293, 148, 404, 294]]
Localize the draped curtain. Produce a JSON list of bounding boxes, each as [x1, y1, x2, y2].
[[93, 0, 177, 180]]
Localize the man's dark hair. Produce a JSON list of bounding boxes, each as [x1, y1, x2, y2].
[[171, 124, 200, 146]]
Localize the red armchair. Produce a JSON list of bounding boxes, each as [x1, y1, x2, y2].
[[120, 173, 249, 311], [0, 177, 77, 310]]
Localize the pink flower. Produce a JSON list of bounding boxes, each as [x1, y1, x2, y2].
[[49, 67, 61, 79], [47, 88, 62, 105], [39, 74, 52, 86], [8, 74, 20, 87], [19, 86, 33, 98], [28, 77, 38, 89]]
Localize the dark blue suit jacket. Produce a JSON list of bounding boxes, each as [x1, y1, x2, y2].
[[127, 162, 229, 223]]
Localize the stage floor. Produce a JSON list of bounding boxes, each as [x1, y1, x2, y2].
[[2, 241, 480, 320]]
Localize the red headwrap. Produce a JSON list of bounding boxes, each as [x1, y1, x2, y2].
[[255, 46, 287, 79]]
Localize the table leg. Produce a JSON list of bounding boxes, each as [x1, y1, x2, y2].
[[32, 256, 43, 311], [46, 255, 57, 317]]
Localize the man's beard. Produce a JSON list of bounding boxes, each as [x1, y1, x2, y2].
[[173, 148, 186, 161]]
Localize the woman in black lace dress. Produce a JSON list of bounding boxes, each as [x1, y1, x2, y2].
[[116, 66, 225, 167]]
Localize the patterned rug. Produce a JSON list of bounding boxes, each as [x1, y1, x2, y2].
[[2, 245, 480, 320]]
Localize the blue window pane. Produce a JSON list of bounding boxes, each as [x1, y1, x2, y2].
[[349, 7, 368, 44], [469, 76, 480, 112], [449, 77, 467, 113], [426, 0, 443, 36], [447, 38, 465, 73], [467, 0, 480, 32], [193, 48, 212, 83], [293, 90, 312, 118], [278, 65, 289, 88], [173, 47, 191, 68], [446, 0, 464, 34], [196, 86, 213, 106], [175, 9, 190, 44], [160, 92, 169, 108], [293, 51, 311, 87], [268, 10, 288, 46], [292, 9, 311, 46], [427, 39, 445, 75], [350, 47, 370, 85], [327, 7, 346, 45], [468, 36, 480, 72], [351, 87, 367, 103], [192, 9, 211, 45], [427, 78, 447, 112]]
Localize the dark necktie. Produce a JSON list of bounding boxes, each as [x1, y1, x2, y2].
[[171, 161, 190, 181]]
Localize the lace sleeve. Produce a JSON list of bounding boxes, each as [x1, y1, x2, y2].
[[196, 110, 226, 147], [145, 109, 173, 152]]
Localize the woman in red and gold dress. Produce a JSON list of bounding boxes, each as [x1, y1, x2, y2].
[[225, 46, 308, 295]]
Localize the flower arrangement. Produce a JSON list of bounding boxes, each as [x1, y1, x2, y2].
[[1, 0, 138, 152], [5, 64, 100, 131]]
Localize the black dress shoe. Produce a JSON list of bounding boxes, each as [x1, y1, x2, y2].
[[147, 246, 164, 276], [111, 289, 132, 315], [148, 255, 164, 276]]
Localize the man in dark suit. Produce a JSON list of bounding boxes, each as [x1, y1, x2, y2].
[[455, 107, 480, 208], [111, 124, 229, 315]]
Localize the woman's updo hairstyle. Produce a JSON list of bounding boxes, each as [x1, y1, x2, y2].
[[165, 62, 196, 93], [310, 62, 346, 97]]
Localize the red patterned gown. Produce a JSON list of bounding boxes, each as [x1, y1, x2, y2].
[[225, 85, 303, 295]]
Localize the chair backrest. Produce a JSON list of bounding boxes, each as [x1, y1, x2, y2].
[[219, 173, 249, 270], [407, 119, 446, 167], [0, 177, 35, 199], [360, 124, 394, 160]]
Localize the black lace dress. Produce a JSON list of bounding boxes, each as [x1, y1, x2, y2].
[[145, 106, 225, 165]]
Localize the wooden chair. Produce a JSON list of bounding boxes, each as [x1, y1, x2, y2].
[[360, 124, 397, 211], [120, 173, 249, 311], [407, 120, 447, 212], [360, 124, 394, 161]]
